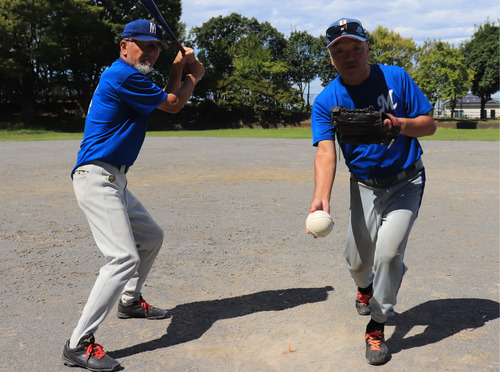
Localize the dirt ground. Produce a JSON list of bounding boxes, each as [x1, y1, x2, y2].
[[0, 137, 498, 372]]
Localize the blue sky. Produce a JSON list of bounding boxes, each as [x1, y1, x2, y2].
[[180, 0, 498, 45], [180, 0, 499, 96]]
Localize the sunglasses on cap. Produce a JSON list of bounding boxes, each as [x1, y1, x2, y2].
[[326, 22, 367, 47]]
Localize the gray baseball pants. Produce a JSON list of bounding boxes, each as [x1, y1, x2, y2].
[[69, 161, 163, 348], [343, 159, 425, 324]]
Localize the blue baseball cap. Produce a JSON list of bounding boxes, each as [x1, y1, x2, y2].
[[326, 18, 367, 48], [121, 19, 168, 48]]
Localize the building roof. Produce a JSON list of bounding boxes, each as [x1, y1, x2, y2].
[[442, 93, 500, 108]]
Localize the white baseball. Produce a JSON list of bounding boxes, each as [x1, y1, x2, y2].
[[306, 210, 334, 238]]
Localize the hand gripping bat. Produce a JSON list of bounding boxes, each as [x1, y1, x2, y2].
[[140, 0, 185, 53]]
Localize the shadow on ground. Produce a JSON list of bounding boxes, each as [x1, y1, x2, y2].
[[110, 286, 334, 359], [386, 298, 499, 353]]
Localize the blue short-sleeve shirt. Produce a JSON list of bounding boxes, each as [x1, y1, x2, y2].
[[312, 64, 433, 179], [72, 58, 168, 175]]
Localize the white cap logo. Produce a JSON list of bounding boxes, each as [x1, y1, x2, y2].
[[149, 22, 156, 35]]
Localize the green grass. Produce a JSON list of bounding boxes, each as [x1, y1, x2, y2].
[[0, 130, 83, 141], [0, 127, 498, 141], [149, 127, 314, 139], [151, 127, 500, 141], [430, 127, 499, 141]]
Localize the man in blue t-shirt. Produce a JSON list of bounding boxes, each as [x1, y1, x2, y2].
[[308, 18, 436, 365], [62, 19, 204, 371]]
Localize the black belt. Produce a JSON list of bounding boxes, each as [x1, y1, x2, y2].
[[353, 159, 423, 188], [118, 165, 130, 174]]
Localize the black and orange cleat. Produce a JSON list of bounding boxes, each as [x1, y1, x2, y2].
[[355, 288, 373, 316], [117, 296, 170, 319], [365, 330, 391, 365]]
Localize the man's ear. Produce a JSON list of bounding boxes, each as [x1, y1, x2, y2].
[[120, 40, 128, 57]]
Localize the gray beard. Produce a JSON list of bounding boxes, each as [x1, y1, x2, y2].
[[132, 62, 153, 75]]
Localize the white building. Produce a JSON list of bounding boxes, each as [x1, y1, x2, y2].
[[439, 94, 500, 119]]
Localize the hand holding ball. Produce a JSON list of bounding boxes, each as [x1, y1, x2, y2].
[[306, 211, 334, 238]]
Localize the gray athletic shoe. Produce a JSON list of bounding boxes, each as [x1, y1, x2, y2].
[[117, 296, 170, 319], [62, 333, 121, 372]]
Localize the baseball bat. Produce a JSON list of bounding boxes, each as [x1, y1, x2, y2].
[[140, 0, 185, 53]]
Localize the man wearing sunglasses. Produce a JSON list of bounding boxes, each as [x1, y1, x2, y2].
[[309, 18, 436, 365], [62, 19, 204, 371]]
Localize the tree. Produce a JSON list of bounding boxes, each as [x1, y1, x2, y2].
[[189, 13, 286, 102], [214, 34, 301, 124], [48, 0, 115, 115], [368, 26, 416, 71], [284, 30, 317, 109], [463, 20, 500, 118], [315, 35, 338, 88], [412, 40, 472, 111], [189, 13, 257, 101], [0, 0, 52, 125], [440, 46, 473, 118]]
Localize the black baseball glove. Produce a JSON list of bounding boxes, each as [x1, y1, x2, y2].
[[331, 106, 400, 146]]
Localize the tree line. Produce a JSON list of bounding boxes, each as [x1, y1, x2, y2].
[[1, 0, 498, 130]]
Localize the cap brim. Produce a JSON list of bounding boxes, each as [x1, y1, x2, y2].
[[128, 36, 169, 49], [327, 34, 367, 48]]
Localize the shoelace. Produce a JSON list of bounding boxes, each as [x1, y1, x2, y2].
[[357, 291, 372, 305], [365, 330, 383, 351], [85, 343, 107, 360], [140, 298, 154, 314]]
